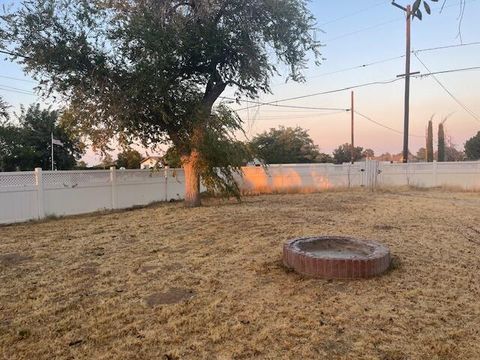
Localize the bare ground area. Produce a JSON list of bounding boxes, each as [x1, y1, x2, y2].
[[1, 189, 480, 359]]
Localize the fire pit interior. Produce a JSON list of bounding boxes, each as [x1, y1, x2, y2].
[[283, 236, 391, 279]]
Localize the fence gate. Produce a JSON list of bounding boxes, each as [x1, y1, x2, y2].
[[365, 160, 380, 190]]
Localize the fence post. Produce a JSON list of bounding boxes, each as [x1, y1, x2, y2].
[[110, 167, 117, 210], [35, 168, 45, 220], [433, 161, 438, 187], [164, 167, 168, 202]]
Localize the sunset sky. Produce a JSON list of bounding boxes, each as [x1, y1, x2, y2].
[[1, 0, 479, 164]]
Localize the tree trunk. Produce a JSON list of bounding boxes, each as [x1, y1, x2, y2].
[[182, 150, 201, 207]]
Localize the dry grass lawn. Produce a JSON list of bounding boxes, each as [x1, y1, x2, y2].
[[1, 189, 480, 359]]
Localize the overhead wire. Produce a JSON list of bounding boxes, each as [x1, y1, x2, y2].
[[355, 110, 424, 138], [413, 52, 480, 123]]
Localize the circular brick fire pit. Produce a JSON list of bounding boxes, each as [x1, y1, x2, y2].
[[283, 236, 390, 279]]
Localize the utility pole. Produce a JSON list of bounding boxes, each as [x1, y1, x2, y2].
[[351, 91, 355, 164], [392, 1, 420, 163]]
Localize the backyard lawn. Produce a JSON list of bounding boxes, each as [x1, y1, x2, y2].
[[1, 189, 479, 359]]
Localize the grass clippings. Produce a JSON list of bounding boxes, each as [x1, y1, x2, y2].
[[0, 189, 480, 359]]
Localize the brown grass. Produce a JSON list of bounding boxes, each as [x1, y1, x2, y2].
[[1, 189, 480, 359]]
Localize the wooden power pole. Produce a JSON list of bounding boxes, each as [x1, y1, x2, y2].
[[392, 2, 420, 163]]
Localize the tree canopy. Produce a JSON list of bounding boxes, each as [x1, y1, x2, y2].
[[1, 0, 320, 205], [332, 144, 368, 164], [249, 126, 321, 164], [0, 104, 85, 171], [116, 149, 143, 169], [465, 131, 480, 160]]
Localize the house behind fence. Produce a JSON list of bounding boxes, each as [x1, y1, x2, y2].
[[1, 160, 480, 224]]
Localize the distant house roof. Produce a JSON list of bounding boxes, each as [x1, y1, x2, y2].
[[140, 156, 162, 164]]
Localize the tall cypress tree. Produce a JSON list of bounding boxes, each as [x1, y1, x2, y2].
[[438, 121, 446, 162], [426, 118, 434, 162]]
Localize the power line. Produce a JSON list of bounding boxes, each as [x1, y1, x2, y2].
[[221, 96, 350, 112], [0, 85, 36, 96], [415, 41, 480, 53], [413, 52, 480, 123], [236, 78, 403, 111], [355, 110, 424, 138], [0, 74, 37, 83], [0, 49, 30, 59], [319, 1, 387, 26], [271, 41, 480, 87], [323, 0, 478, 43], [415, 65, 480, 77], [325, 17, 403, 43], [236, 65, 480, 112], [243, 111, 347, 121]]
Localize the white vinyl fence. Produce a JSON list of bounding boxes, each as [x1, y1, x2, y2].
[[0, 168, 185, 224], [1, 160, 480, 224]]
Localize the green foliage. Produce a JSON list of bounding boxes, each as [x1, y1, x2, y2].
[[411, 0, 439, 20], [438, 122, 446, 162], [196, 106, 252, 199], [332, 143, 364, 164], [426, 118, 434, 162], [75, 160, 88, 169], [116, 149, 143, 169], [416, 147, 427, 161], [0, 104, 85, 171], [0, 96, 9, 120], [363, 148, 375, 159], [1, 0, 320, 200], [316, 153, 335, 164], [249, 126, 320, 164], [162, 147, 182, 169], [465, 131, 480, 160]]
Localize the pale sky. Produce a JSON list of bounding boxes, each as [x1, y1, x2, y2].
[[1, 0, 479, 164]]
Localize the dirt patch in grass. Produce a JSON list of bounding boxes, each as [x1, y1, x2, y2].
[[0, 189, 480, 359], [145, 288, 195, 307], [0, 253, 31, 266]]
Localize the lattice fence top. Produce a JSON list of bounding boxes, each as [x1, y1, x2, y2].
[[0, 172, 36, 189], [117, 169, 165, 184], [43, 171, 111, 188]]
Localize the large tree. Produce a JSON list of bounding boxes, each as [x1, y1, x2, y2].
[[0, 104, 84, 171], [465, 131, 480, 160], [1, 0, 320, 206], [249, 126, 320, 164]]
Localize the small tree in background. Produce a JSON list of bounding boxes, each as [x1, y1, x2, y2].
[[465, 131, 480, 160], [332, 144, 364, 164], [315, 153, 334, 164], [426, 117, 434, 162], [0, 104, 84, 171], [116, 149, 143, 169], [416, 147, 427, 161], [362, 149, 375, 159], [249, 126, 320, 164]]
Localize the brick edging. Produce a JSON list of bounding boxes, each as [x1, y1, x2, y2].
[[283, 236, 391, 279]]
